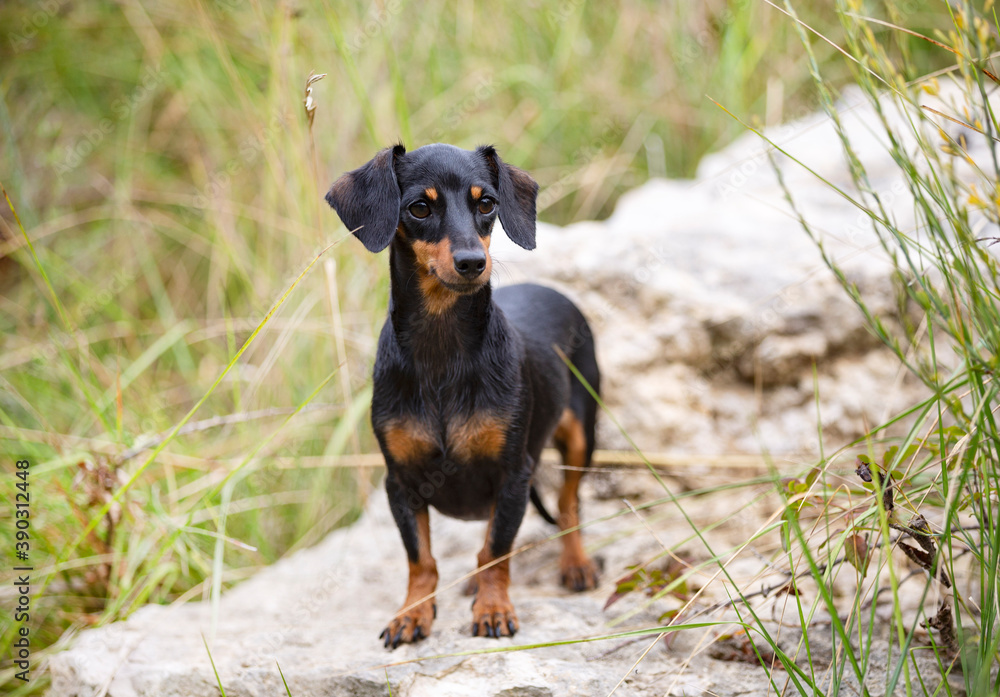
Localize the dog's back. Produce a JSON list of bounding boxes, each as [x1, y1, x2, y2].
[[494, 283, 599, 466]]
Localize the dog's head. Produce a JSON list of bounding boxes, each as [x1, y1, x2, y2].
[[326, 143, 538, 299]]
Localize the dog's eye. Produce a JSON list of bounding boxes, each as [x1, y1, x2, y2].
[[408, 201, 430, 219], [478, 198, 496, 215]]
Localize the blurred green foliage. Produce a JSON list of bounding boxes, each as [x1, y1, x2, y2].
[[0, 0, 955, 692]]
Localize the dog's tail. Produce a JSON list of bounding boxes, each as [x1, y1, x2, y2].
[[530, 485, 557, 525]]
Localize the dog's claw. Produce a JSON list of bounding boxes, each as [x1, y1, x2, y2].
[[471, 602, 518, 639], [381, 600, 435, 650]]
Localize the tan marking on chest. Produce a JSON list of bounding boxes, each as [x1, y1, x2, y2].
[[383, 418, 438, 465], [448, 413, 508, 461]]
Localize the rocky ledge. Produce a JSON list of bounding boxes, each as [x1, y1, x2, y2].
[[52, 88, 971, 696]]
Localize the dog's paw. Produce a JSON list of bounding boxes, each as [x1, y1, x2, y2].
[[470, 595, 518, 638], [560, 555, 600, 592], [379, 601, 436, 649]]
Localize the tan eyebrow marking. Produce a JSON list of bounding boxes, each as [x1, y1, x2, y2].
[[424, 187, 438, 201], [470, 185, 482, 199]]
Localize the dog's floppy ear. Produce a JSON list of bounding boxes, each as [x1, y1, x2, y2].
[[325, 144, 406, 252], [477, 145, 538, 250]]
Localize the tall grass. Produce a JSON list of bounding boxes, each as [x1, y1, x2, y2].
[[715, 1, 1000, 693], [0, 0, 958, 694]]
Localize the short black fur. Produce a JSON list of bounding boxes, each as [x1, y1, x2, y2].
[[326, 143, 600, 649]]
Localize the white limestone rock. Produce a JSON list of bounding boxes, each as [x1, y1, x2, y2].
[[52, 87, 980, 696]]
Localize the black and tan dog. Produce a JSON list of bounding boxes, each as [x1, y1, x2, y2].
[[326, 143, 600, 649]]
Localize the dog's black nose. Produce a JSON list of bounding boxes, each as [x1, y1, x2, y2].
[[453, 249, 487, 278]]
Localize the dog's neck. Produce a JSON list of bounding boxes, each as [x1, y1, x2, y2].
[[388, 238, 494, 359]]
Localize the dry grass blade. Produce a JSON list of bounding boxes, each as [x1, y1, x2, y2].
[[921, 105, 1000, 143], [843, 12, 1000, 84], [763, 0, 892, 91]]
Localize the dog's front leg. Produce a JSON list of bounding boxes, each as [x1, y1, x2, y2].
[[381, 473, 438, 649], [471, 459, 532, 638]]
